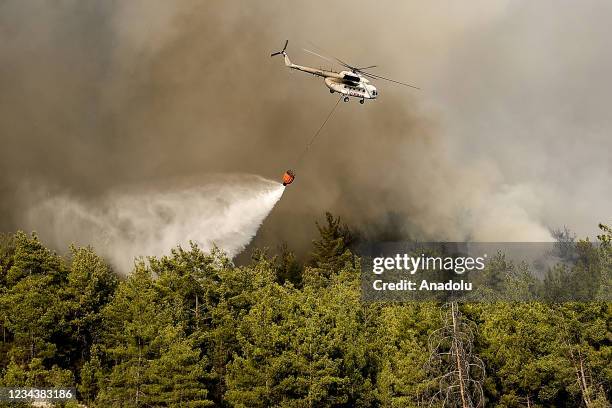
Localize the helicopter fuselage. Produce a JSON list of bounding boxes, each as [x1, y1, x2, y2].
[[281, 53, 378, 101], [324, 76, 378, 100]]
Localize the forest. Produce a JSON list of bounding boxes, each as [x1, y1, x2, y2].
[[0, 215, 610, 407]]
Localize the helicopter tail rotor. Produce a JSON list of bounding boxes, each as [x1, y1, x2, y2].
[[271, 40, 289, 57]]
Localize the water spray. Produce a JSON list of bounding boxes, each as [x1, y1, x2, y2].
[[23, 175, 285, 272]]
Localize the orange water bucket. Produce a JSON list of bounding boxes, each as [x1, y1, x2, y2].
[[282, 170, 295, 186]]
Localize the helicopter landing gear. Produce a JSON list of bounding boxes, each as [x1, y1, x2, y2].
[[329, 89, 334, 94], [359, 99, 365, 104], [343, 96, 350, 102]]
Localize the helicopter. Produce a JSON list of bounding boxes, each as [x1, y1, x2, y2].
[[271, 40, 419, 104]]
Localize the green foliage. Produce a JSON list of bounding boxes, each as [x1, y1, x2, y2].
[[274, 243, 303, 286], [374, 304, 440, 407], [91, 265, 214, 407], [0, 221, 610, 406], [2, 357, 74, 387], [60, 246, 118, 367], [473, 301, 612, 407], [596, 224, 612, 301], [306, 212, 355, 286], [225, 263, 377, 407], [0, 232, 68, 367], [0, 233, 16, 287]]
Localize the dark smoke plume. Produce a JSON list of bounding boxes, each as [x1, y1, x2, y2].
[[1, 1, 610, 269]]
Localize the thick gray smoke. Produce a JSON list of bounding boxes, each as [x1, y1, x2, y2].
[[1, 1, 610, 261], [20, 175, 284, 272]]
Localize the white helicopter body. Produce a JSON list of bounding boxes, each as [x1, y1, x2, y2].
[[271, 40, 416, 104]]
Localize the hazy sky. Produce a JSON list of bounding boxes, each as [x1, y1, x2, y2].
[[1, 1, 610, 259]]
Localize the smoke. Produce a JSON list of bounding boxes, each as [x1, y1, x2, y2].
[[1, 1, 610, 260], [20, 175, 284, 273]]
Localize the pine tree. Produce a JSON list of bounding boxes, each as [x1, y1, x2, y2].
[[149, 243, 230, 334], [0, 233, 16, 287], [61, 246, 118, 368], [556, 302, 611, 407], [477, 302, 582, 406], [375, 303, 439, 407], [306, 213, 355, 285], [425, 303, 486, 408], [149, 244, 278, 405], [141, 326, 213, 407], [274, 243, 303, 286], [225, 262, 376, 407], [0, 232, 69, 367], [92, 265, 214, 407], [596, 223, 612, 301]]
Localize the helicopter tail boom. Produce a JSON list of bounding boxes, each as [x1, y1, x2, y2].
[[272, 40, 343, 79]]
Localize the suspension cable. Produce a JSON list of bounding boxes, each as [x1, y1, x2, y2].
[[295, 95, 343, 168]]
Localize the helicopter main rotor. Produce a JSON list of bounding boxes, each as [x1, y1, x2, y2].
[[303, 46, 420, 89]]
